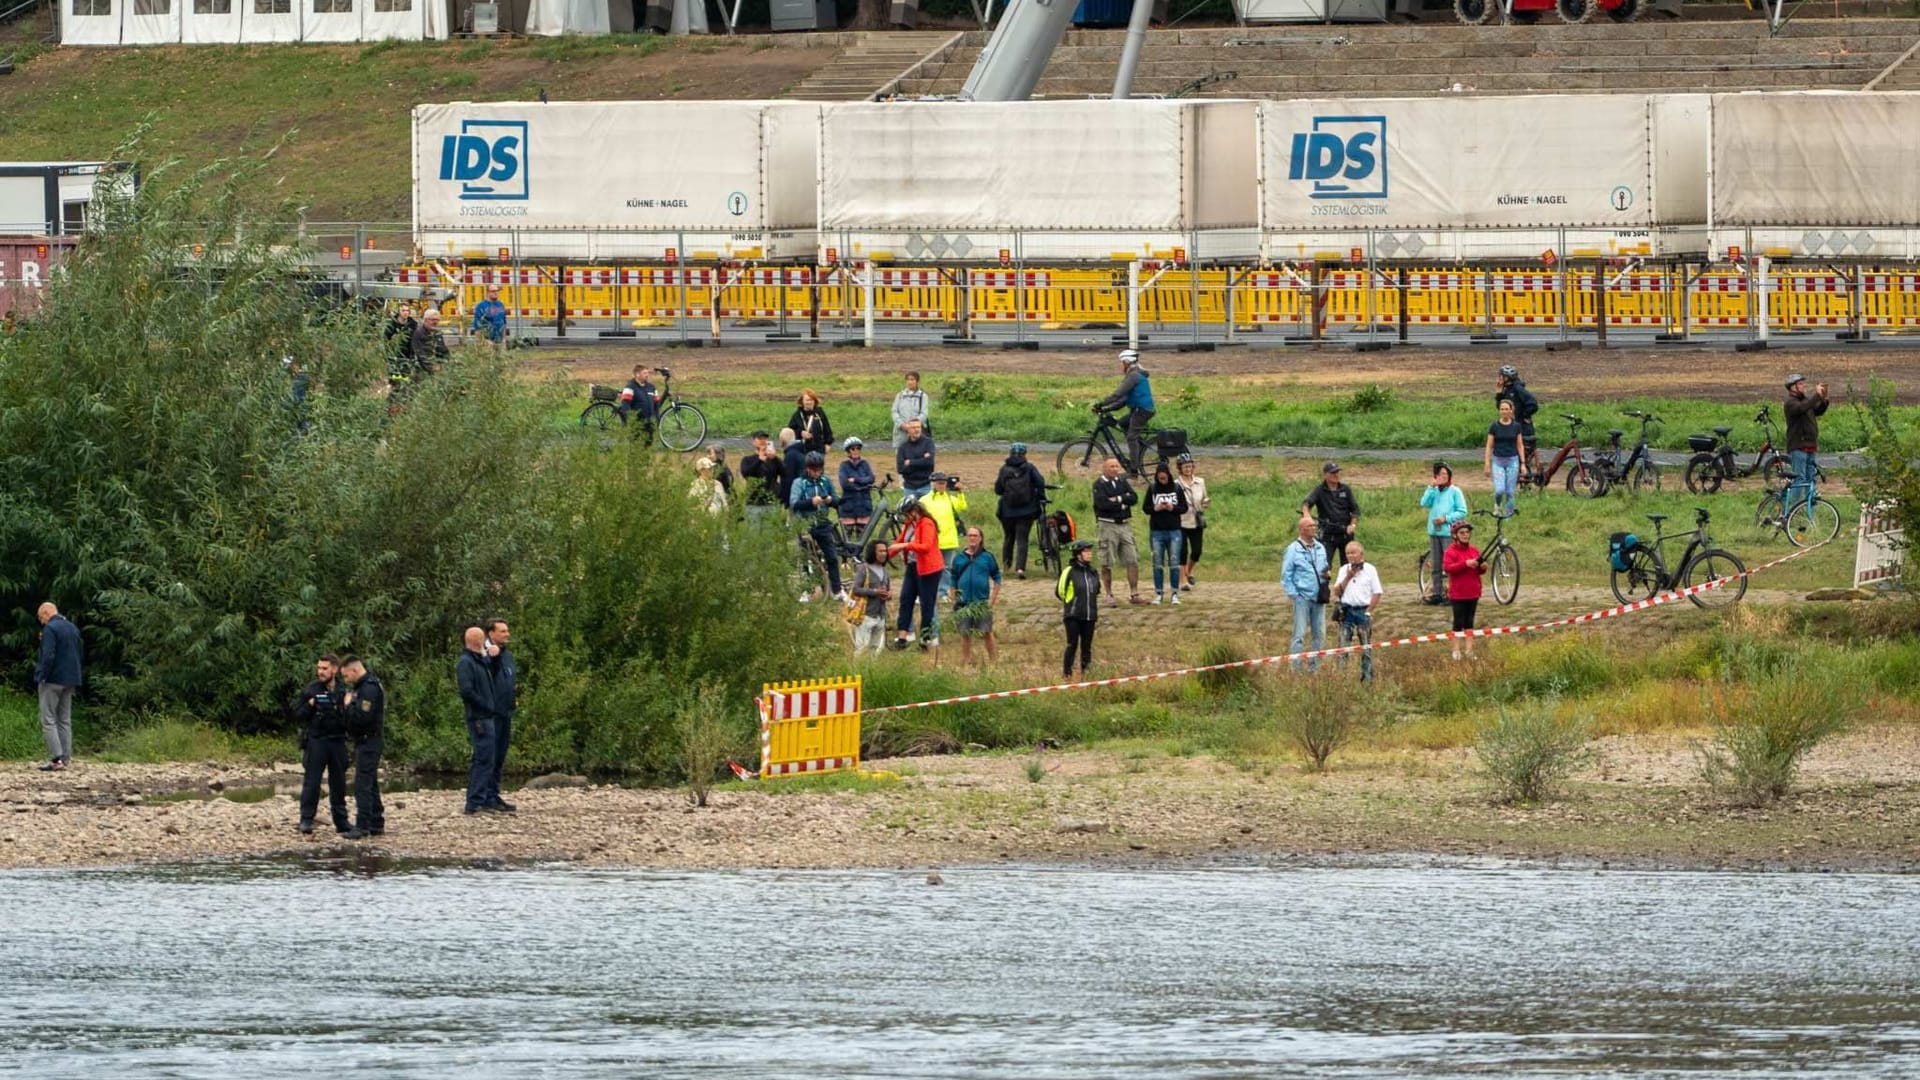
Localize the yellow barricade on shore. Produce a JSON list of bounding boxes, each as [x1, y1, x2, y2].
[[758, 677, 861, 779]]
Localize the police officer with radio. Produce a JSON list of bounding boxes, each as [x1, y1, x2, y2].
[[339, 656, 386, 840], [291, 653, 351, 836]]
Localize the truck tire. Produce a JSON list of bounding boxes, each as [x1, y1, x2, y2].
[[1556, 0, 1595, 21], [1454, 0, 1496, 24]]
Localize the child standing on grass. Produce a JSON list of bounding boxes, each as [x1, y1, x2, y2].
[[1442, 519, 1487, 661]]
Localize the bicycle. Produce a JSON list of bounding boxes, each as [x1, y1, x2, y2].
[[1057, 408, 1168, 479], [1590, 410, 1663, 495], [1518, 413, 1602, 498], [579, 366, 708, 452], [1683, 405, 1792, 496], [1754, 480, 1841, 548], [831, 474, 901, 587], [1608, 507, 1747, 610], [1035, 482, 1069, 577], [1417, 508, 1520, 606]]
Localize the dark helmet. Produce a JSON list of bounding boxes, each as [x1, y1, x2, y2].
[[1498, 365, 1520, 381], [804, 451, 825, 468], [1071, 539, 1095, 553]]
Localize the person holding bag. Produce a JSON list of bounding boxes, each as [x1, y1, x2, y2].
[[1281, 516, 1331, 673]]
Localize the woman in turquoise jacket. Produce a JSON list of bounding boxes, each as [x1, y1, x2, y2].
[[1419, 461, 1469, 605]]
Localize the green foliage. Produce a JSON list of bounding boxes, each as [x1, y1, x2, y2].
[[1852, 377, 1918, 588], [1475, 700, 1593, 804], [94, 717, 277, 765], [1268, 671, 1379, 771], [1024, 756, 1046, 783], [1172, 383, 1203, 409], [1698, 646, 1866, 806], [1344, 384, 1397, 415], [0, 689, 47, 760], [940, 376, 989, 409], [679, 681, 741, 807], [1195, 638, 1250, 698]]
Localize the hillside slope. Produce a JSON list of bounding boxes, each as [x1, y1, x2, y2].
[[0, 36, 837, 222]]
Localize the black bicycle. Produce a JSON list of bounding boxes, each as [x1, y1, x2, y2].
[[1035, 482, 1068, 576], [1590, 410, 1663, 495], [1418, 508, 1520, 606], [580, 366, 708, 452], [1608, 507, 1747, 610], [1057, 408, 1173, 479], [1683, 405, 1793, 496]]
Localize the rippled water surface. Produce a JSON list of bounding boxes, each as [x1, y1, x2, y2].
[[3, 857, 1918, 1078]]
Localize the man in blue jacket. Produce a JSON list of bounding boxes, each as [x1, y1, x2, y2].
[[471, 286, 508, 358], [790, 452, 845, 601], [33, 603, 82, 772], [1094, 350, 1155, 477], [483, 618, 518, 814], [457, 627, 503, 815]]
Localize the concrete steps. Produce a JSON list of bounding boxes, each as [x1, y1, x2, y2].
[[893, 17, 1920, 98], [784, 31, 956, 100]]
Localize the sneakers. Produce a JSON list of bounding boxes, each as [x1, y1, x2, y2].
[[1151, 594, 1162, 605], [297, 820, 315, 834], [797, 592, 813, 604], [488, 798, 518, 813], [1128, 594, 1148, 606], [1171, 593, 1181, 606], [1015, 569, 1026, 580], [463, 805, 481, 815], [927, 637, 941, 649]]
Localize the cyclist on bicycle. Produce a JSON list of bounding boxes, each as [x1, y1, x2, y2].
[[1495, 365, 1540, 469], [789, 451, 845, 603], [1782, 372, 1830, 516], [1094, 350, 1155, 478]]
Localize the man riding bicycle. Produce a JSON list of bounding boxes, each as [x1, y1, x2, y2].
[[1782, 372, 1830, 517], [1094, 350, 1155, 478], [1496, 365, 1540, 471]]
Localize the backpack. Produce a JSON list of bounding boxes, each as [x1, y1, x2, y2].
[[1609, 532, 1640, 572], [999, 463, 1035, 509]]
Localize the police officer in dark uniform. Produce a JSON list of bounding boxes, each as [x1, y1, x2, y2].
[[290, 653, 351, 836], [339, 655, 385, 840]]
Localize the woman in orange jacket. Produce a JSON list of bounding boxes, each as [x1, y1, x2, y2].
[[887, 500, 946, 653]]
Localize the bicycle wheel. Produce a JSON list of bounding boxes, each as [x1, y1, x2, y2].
[[1491, 544, 1520, 605], [1565, 461, 1603, 499], [1417, 551, 1433, 600], [1763, 455, 1794, 489], [1631, 460, 1662, 494], [1684, 453, 1723, 496], [1784, 498, 1841, 548], [657, 402, 706, 452], [1609, 547, 1661, 606], [1038, 522, 1061, 577], [1682, 548, 1747, 609], [1056, 438, 1102, 478], [580, 400, 619, 432], [796, 536, 830, 600], [1754, 490, 1784, 531]]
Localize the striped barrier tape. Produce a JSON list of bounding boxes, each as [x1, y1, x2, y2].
[[862, 531, 1835, 716]]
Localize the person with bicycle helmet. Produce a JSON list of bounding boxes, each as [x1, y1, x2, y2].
[[1782, 372, 1829, 518], [1094, 349, 1155, 478], [789, 451, 845, 603], [1057, 539, 1102, 678], [1495, 365, 1539, 469], [837, 437, 876, 535]]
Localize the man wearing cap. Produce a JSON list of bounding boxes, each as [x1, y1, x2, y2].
[[1301, 462, 1361, 572], [1094, 350, 1155, 477], [1782, 373, 1829, 519], [993, 442, 1047, 579]]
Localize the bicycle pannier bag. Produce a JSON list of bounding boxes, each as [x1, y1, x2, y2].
[[1685, 434, 1717, 453], [1156, 429, 1189, 457], [589, 384, 621, 403], [1609, 532, 1639, 572]]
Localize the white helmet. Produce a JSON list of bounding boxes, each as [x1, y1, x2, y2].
[[843, 436, 864, 450], [1118, 349, 1140, 367]]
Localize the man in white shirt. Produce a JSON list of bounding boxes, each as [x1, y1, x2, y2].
[[1332, 541, 1383, 682]]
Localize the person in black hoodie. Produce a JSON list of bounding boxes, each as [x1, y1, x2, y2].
[[994, 442, 1047, 579], [1057, 541, 1102, 677], [789, 389, 833, 455], [339, 656, 385, 839], [483, 619, 518, 814], [779, 427, 808, 514], [1144, 461, 1190, 604], [457, 628, 501, 816], [739, 431, 783, 526], [290, 653, 351, 836]]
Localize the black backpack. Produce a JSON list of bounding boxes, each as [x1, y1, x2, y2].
[[999, 463, 1035, 509]]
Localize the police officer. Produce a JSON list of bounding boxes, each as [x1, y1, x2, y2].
[[483, 619, 518, 814], [290, 653, 351, 836], [338, 656, 385, 840]]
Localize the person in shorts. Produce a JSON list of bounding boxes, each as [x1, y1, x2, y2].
[[946, 527, 1002, 665], [1091, 457, 1144, 604]]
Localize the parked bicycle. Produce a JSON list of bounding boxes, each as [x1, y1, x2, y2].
[[1682, 405, 1795, 496], [1518, 413, 1602, 498], [1590, 410, 1663, 495], [1418, 508, 1520, 606], [1754, 483, 1842, 548], [1057, 408, 1179, 479], [579, 366, 708, 452], [1608, 507, 1747, 609], [1035, 482, 1070, 577]]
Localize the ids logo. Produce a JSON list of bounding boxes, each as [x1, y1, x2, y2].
[[438, 120, 529, 201], [1287, 116, 1387, 200]]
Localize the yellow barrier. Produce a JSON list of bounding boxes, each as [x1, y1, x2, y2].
[[394, 263, 1920, 333], [758, 677, 861, 779]]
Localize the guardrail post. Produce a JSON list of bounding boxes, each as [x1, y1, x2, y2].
[[1310, 261, 1323, 342], [1593, 258, 1608, 348], [1756, 254, 1771, 346], [1188, 231, 1201, 346], [1127, 259, 1141, 351]]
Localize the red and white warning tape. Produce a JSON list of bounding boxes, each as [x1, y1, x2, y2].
[[862, 533, 1835, 716]]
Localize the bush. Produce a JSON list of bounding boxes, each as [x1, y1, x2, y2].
[[1269, 671, 1379, 771], [1195, 639, 1250, 698], [679, 682, 742, 807], [1697, 648, 1866, 806], [940, 376, 988, 408], [1476, 701, 1593, 804], [1344, 384, 1396, 414]]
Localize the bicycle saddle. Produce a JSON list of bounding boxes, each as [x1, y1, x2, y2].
[[1608, 429, 1625, 439], [1712, 426, 1733, 436], [1646, 514, 1668, 525]]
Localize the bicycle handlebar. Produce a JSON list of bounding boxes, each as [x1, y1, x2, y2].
[[1560, 413, 1583, 423], [1695, 507, 1710, 526]]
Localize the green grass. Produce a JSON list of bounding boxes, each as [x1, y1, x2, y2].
[[0, 689, 48, 760], [93, 718, 284, 765]]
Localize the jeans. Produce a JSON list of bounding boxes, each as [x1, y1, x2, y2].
[[897, 570, 942, 641], [936, 546, 959, 596], [1788, 449, 1819, 517], [465, 717, 498, 811], [1428, 534, 1449, 603], [1149, 528, 1184, 593], [352, 736, 385, 831], [1000, 515, 1034, 572], [1063, 616, 1096, 675], [299, 737, 350, 830], [38, 683, 74, 761], [1125, 409, 1155, 475], [1491, 456, 1519, 515], [807, 522, 843, 595], [1339, 605, 1374, 682], [1290, 597, 1326, 672], [902, 484, 931, 500]]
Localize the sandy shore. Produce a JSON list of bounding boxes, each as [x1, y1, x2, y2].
[[3, 725, 1917, 872]]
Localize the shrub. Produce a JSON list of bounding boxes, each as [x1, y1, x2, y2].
[[1476, 702, 1593, 804], [678, 682, 742, 808], [940, 376, 989, 408], [1344, 384, 1396, 414], [1195, 639, 1251, 698], [1697, 648, 1866, 806], [1269, 671, 1379, 772]]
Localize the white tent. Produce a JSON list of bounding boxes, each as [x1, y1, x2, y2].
[[61, 0, 448, 42], [526, 0, 617, 34]]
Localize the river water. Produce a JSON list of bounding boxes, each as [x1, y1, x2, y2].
[[2, 857, 1916, 1078]]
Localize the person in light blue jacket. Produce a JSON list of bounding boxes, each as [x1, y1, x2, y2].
[[1281, 516, 1331, 672], [1419, 461, 1470, 605]]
